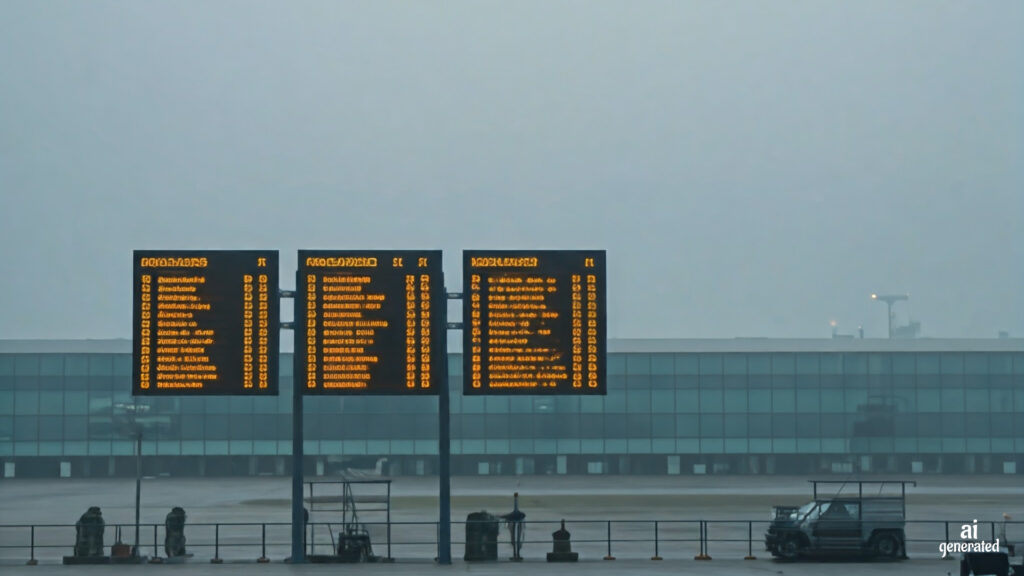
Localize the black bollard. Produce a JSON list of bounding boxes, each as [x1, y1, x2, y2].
[[546, 519, 579, 562]]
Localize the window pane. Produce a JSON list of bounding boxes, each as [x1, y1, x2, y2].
[[14, 355, 38, 376], [88, 355, 113, 376], [772, 415, 796, 437], [941, 389, 964, 412], [699, 355, 722, 375], [675, 355, 699, 375], [675, 415, 698, 437], [627, 390, 651, 413], [723, 354, 746, 375], [626, 414, 651, 438], [748, 390, 771, 413], [700, 390, 723, 412], [608, 354, 626, 375], [748, 414, 771, 436], [796, 389, 820, 412], [39, 416, 63, 440], [700, 414, 722, 437], [113, 355, 131, 376], [917, 389, 941, 412], [15, 391, 39, 414], [40, 355, 63, 376], [675, 390, 698, 412], [14, 416, 38, 440], [652, 390, 674, 413], [651, 354, 674, 375], [651, 415, 674, 437], [626, 354, 650, 375], [796, 415, 819, 438], [820, 390, 843, 413], [772, 354, 794, 376], [772, 389, 795, 412], [37, 391, 62, 415], [724, 415, 747, 438], [723, 390, 747, 412]]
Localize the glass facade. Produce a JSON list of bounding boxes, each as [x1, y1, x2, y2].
[[1, 341, 1023, 477]]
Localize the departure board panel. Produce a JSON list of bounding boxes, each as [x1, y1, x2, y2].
[[296, 250, 443, 395], [463, 250, 606, 395], [132, 250, 280, 396]]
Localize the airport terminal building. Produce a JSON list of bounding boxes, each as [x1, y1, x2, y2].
[[1, 338, 1022, 478]]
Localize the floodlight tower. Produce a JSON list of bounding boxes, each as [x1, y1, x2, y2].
[[871, 293, 909, 339]]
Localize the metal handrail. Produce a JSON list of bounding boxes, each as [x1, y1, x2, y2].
[[1, 518, 1021, 564]]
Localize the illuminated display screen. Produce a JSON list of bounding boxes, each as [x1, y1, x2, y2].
[[132, 250, 280, 396], [463, 250, 606, 395], [296, 250, 443, 395]]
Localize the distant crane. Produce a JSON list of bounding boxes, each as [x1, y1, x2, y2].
[[871, 294, 909, 339]]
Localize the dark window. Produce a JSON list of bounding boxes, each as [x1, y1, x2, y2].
[[651, 415, 674, 437], [604, 414, 626, 437], [14, 416, 37, 440], [38, 416, 63, 441], [820, 415, 846, 437], [626, 414, 651, 438], [180, 415, 204, 440], [748, 414, 772, 437], [252, 415, 277, 440], [700, 414, 723, 437], [675, 415, 698, 437], [204, 415, 229, 440], [917, 414, 942, 436], [580, 415, 603, 437], [772, 415, 796, 437], [485, 414, 510, 437], [796, 415, 820, 438], [724, 415, 747, 438], [943, 414, 965, 437]]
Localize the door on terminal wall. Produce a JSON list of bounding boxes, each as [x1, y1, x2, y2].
[[515, 457, 535, 475]]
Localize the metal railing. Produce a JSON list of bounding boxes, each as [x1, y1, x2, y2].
[[1, 518, 1021, 564]]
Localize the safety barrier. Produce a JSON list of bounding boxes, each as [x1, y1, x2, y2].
[[1, 518, 1021, 564]]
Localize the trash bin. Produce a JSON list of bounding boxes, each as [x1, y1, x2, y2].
[[165, 507, 187, 557], [74, 507, 105, 558], [464, 511, 499, 561]]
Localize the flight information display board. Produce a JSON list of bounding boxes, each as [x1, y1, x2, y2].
[[463, 250, 606, 395], [132, 250, 280, 396], [296, 250, 443, 395]]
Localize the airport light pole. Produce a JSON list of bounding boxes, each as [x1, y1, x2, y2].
[[871, 293, 908, 339]]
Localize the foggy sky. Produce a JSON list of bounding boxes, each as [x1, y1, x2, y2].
[[1, 1, 1021, 341]]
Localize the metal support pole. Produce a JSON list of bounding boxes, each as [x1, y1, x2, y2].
[[437, 285, 453, 564], [943, 522, 951, 559], [258, 523, 269, 562], [695, 521, 711, 560], [290, 271, 306, 564], [27, 526, 37, 565], [387, 482, 392, 560], [651, 521, 662, 560], [603, 521, 615, 560], [745, 521, 756, 559], [211, 524, 222, 563]]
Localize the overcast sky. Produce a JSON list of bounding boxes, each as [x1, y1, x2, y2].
[[1, 1, 1021, 342]]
